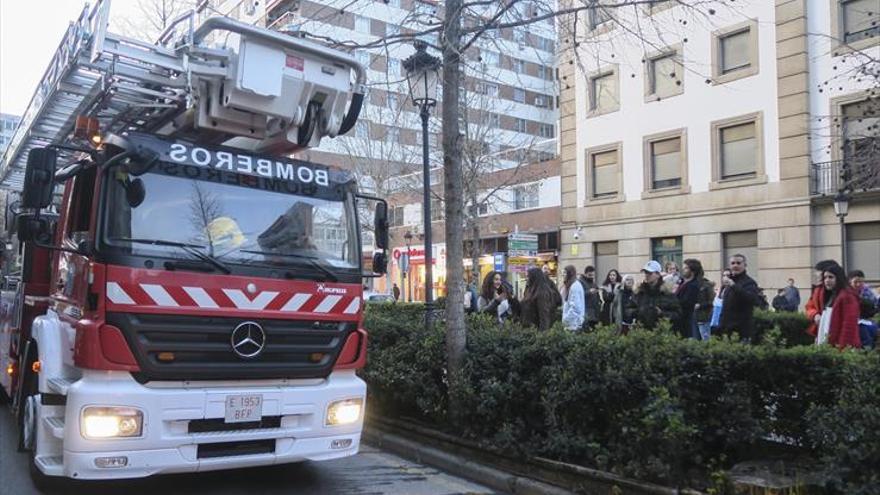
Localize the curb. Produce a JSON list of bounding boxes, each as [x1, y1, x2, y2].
[[363, 427, 574, 495]]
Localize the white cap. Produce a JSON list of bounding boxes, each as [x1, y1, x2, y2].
[[641, 260, 662, 273]]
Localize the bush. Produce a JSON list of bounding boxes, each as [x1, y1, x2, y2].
[[753, 310, 813, 346], [362, 304, 879, 491]]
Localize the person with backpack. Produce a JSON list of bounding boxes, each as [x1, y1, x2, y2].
[[561, 265, 585, 331], [578, 266, 602, 330]]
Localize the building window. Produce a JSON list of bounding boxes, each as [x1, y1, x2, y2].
[[514, 118, 528, 133], [588, 1, 611, 30], [514, 28, 527, 44], [513, 88, 526, 103], [722, 231, 758, 280], [355, 50, 370, 67], [387, 24, 400, 37], [539, 38, 555, 52], [388, 58, 400, 75], [387, 127, 400, 141], [720, 122, 756, 179], [387, 0, 401, 7], [841, 0, 879, 44], [594, 241, 618, 281], [386, 93, 398, 112], [588, 68, 619, 115], [649, 136, 682, 190], [537, 64, 548, 79], [513, 183, 540, 210], [485, 83, 499, 98], [430, 198, 444, 221], [490, 113, 501, 128], [588, 146, 619, 199], [841, 98, 880, 164], [389, 206, 405, 227], [513, 59, 525, 73], [355, 15, 370, 33], [847, 222, 880, 280], [711, 112, 764, 186], [534, 95, 547, 108], [651, 237, 683, 270], [482, 51, 500, 67], [539, 123, 555, 138], [646, 48, 683, 100], [355, 121, 369, 138], [712, 20, 758, 84]]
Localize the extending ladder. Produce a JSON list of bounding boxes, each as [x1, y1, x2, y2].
[[0, 0, 366, 190]]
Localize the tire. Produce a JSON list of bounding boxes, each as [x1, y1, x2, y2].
[[16, 343, 37, 453]]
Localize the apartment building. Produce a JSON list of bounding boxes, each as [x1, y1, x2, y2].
[[209, 0, 561, 298], [557, 0, 879, 299], [0, 114, 21, 234], [0, 113, 20, 154]]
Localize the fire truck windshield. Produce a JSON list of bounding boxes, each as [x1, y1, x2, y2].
[[100, 163, 360, 274]]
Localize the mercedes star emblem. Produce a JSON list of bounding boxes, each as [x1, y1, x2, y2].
[[230, 321, 266, 359]]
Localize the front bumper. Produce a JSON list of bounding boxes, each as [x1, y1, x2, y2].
[[57, 370, 365, 479]]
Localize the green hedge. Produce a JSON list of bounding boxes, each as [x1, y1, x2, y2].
[[362, 305, 879, 493]]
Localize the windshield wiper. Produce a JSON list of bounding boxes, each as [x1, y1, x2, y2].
[[239, 249, 338, 282], [114, 237, 231, 274]]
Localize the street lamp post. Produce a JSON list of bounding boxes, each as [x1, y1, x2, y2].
[[833, 190, 850, 273], [403, 41, 441, 328], [404, 230, 413, 302]]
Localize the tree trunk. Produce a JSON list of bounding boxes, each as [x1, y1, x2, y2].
[[469, 193, 481, 283], [441, 0, 466, 421]]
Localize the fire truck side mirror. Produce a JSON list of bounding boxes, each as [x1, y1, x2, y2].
[[16, 215, 52, 244], [372, 251, 387, 275], [21, 147, 57, 209], [373, 202, 389, 250]]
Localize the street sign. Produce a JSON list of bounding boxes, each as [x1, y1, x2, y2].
[[508, 233, 538, 257]]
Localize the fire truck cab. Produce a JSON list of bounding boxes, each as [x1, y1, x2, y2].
[[0, 0, 386, 486]]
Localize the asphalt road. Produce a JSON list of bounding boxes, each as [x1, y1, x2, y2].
[[0, 406, 494, 495]]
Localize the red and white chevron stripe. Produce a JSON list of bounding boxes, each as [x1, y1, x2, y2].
[[106, 281, 361, 315]]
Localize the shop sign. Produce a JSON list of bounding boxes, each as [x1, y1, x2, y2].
[[494, 252, 505, 272]]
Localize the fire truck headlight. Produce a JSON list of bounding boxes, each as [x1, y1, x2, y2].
[[81, 407, 144, 439], [325, 398, 362, 426]]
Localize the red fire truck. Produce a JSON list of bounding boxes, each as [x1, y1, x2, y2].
[[0, 0, 386, 486]]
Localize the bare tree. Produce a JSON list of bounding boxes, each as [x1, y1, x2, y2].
[[112, 0, 197, 41], [188, 182, 224, 255]]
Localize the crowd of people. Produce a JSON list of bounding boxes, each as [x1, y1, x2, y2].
[[471, 255, 880, 349]]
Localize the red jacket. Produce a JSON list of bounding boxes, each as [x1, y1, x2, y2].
[[804, 285, 825, 337], [826, 288, 861, 349]]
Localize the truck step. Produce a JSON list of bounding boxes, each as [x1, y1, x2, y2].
[[43, 416, 65, 439], [34, 456, 64, 476], [46, 377, 76, 396]]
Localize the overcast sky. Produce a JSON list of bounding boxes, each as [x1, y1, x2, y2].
[[0, 0, 143, 116]]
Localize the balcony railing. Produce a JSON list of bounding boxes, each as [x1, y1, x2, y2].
[[810, 158, 880, 196]]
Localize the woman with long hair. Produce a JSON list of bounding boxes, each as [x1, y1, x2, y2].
[[600, 269, 621, 325], [816, 264, 861, 348], [521, 267, 559, 331], [674, 259, 703, 338], [561, 265, 585, 331], [478, 271, 501, 312], [611, 274, 636, 334]]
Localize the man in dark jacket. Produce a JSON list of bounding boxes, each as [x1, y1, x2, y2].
[[579, 266, 602, 329], [719, 254, 760, 342], [628, 261, 681, 330]]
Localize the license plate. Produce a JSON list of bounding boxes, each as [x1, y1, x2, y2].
[[225, 394, 263, 423]]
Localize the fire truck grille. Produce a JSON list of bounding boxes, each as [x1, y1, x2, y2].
[[106, 313, 356, 382]]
